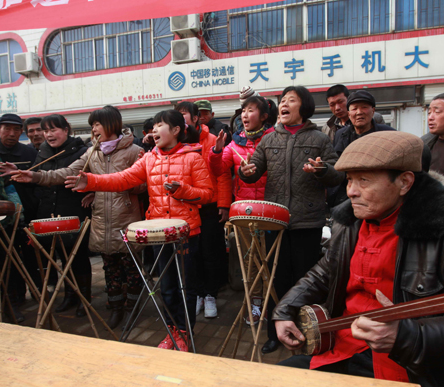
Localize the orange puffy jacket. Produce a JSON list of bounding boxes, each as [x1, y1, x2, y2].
[[83, 143, 213, 234], [198, 124, 232, 209]]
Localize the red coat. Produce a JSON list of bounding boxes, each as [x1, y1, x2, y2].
[[209, 128, 274, 201], [83, 143, 213, 234], [199, 124, 232, 208]]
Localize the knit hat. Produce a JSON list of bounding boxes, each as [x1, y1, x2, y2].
[[335, 131, 423, 172], [239, 86, 260, 104]]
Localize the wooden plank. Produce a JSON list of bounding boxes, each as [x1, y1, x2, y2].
[[0, 323, 419, 387]]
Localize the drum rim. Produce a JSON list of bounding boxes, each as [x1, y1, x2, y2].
[[126, 219, 189, 231], [230, 200, 289, 212], [31, 216, 80, 223], [228, 215, 289, 227]]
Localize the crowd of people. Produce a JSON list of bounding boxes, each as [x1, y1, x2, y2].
[[0, 83, 444, 387]]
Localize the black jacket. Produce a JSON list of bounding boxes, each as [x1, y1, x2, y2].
[[207, 117, 232, 146], [0, 141, 38, 222], [273, 171, 444, 387], [34, 137, 90, 221]]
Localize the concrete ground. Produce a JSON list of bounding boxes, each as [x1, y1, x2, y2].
[[10, 255, 291, 365]]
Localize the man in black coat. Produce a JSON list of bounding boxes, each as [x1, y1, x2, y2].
[[0, 113, 39, 321], [195, 100, 232, 146]]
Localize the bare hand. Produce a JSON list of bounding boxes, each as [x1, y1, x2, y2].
[[164, 180, 180, 194], [219, 208, 229, 223], [10, 170, 34, 183], [81, 193, 95, 208], [65, 171, 88, 191], [303, 157, 324, 174], [0, 162, 18, 177], [214, 130, 227, 153], [239, 152, 256, 177], [143, 132, 154, 144], [138, 149, 145, 159], [275, 320, 306, 351], [351, 290, 399, 353]]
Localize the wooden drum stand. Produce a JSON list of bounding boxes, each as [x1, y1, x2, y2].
[[218, 200, 290, 362], [24, 216, 118, 340]]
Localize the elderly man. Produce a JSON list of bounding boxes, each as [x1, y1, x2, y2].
[[23, 117, 44, 150], [195, 100, 232, 146], [273, 131, 444, 387], [422, 93, 444, 174]]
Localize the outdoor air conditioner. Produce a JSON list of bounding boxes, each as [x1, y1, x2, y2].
[[14, 52, 40, 75], [171, 38, 201, 64], [170, 14, 200, 37]]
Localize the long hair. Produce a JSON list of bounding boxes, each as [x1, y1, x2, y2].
[[242, 96, 278, 127]]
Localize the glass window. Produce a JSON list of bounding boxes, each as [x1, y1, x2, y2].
[[396, 0, 415, 30], [0, 39, 23, 84], [44, 18, 173, 76], [418, 0, 444, 28], [327, 0, 369, 39], [308, 3, 325, 42], [371, 0, 390, 33]]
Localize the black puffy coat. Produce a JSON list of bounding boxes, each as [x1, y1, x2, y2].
[[273, 172, 444, 387], [34, 137, 90, 222]]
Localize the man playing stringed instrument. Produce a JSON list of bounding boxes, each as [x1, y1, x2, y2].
[[274, 131, 444, 387]]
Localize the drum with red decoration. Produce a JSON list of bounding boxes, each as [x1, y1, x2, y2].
[[124, 219, 190, 245], [30, 217, 81, 236], [229, 200, 290, 230]]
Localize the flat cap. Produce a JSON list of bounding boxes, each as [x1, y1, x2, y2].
[[195, 100, 212, 111], [347, 90, 376, 110], [0, 113, 22, 127], [335, 131, 423, 172]]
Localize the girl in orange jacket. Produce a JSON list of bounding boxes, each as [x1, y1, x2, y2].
[[67, 109, 214, 352], [176, 102, 231, 319]]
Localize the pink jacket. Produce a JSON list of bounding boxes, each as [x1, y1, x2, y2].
[[209, 128, 274, 201]]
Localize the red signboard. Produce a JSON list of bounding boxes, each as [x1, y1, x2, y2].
[[0, 0, 276, 31]]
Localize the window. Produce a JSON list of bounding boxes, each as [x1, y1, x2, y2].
[[45, 18, 174, 75], [0, 40, 22, 84], [203, 0, 442, 53]]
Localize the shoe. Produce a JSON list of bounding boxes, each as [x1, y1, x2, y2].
[[158, 326, 177, 350], [174, 330, 189, 352], [106, 291, 125, 330], [246, 297, 263, 326], [55, 282, 78, 313], [204, 295, 217, 318], [261, 339, 280, 354], [196, 296, 204, 316]]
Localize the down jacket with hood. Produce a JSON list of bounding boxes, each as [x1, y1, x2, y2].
[[83, 143, 214, 234], [209, 126, 274, 201], [36, 129, 143, 254], [198, 124, 232, 209]]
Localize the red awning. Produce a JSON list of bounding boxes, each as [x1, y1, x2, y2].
[[0, 0, 276, 31]]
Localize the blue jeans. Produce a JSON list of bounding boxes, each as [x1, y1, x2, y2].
[[153, 236, 199, 331]]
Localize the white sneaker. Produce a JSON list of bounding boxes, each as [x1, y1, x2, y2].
[[204, 295, 217, 318], [196, 296, 204, 316]]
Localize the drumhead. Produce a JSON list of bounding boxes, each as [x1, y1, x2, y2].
[[231, 200, 289, 212], [125, 218, 190, 245], [127, 219, 188, 231], [30, 216, 79, 224]]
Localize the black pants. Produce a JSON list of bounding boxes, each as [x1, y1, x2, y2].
[[195, 203, 226, 298], [266, 228, 322, 341], [279, 349, 375, 379]]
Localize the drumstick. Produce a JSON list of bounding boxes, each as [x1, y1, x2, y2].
[[74, 135, 101, 188], [231, 148, 254, 174], [0, 161, 31, 165], [307, 158, 326, 169], [27, 150, 66, 171]]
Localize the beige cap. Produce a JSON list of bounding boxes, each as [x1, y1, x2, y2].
[[335, 131, 423, 172]]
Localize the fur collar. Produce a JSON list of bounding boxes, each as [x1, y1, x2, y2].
[[332, 172, 444, 240]]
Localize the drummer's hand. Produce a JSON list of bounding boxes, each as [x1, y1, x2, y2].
[[65, 171, 88, 191], [218, 208, 229, 223], [164, 181, 180, 194], [214, 130, 226, 153], [137, 149, 145, 159], [303, 157, 324, 174], [239, 153, 256, 177], [0, 162, 18, 177], [275, 320, 306, 351], [10, 170, 33, 183], [81, 193, 95, 208], [351, 290, 398, 353]]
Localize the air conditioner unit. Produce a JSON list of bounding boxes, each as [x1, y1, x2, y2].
[[14, 52, 40, 75], [171, 38, 201, 64], [170, 14, 200, 37]]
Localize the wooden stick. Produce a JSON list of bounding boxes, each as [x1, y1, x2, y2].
[[27, 150, 66, 171], [74, 135, 101, 188], [231, 147, 254, 174], [0, 161, 31, 165]]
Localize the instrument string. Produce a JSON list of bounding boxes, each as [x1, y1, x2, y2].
[[317, 294, 444, 333]]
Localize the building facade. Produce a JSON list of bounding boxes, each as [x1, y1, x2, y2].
[[1, 0, 443, 138]]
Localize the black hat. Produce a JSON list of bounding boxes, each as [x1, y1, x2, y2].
[[347, 90, 376, 110], [0, 114, 22, 127]]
